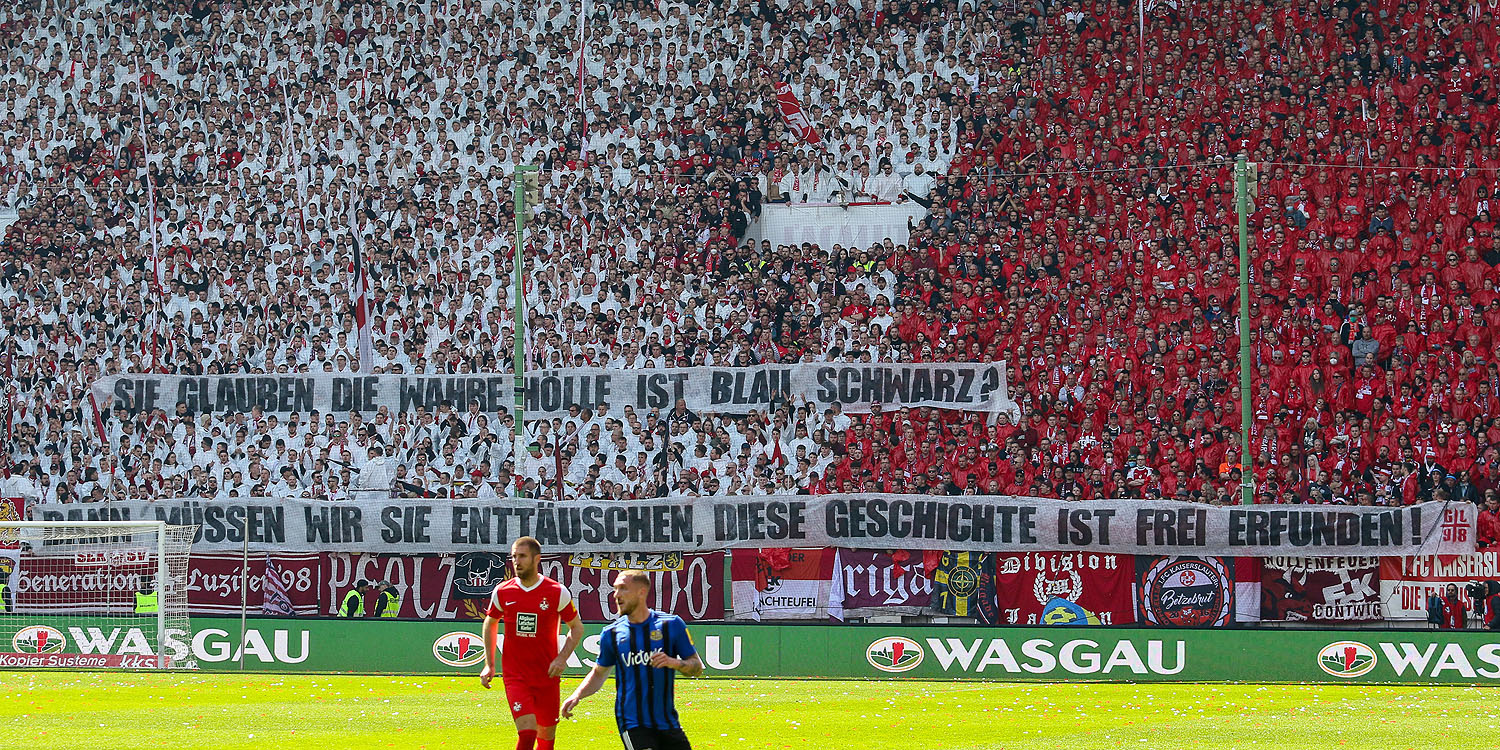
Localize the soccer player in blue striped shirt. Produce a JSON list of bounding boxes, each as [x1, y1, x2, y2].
[[562, 569, 703, 750]]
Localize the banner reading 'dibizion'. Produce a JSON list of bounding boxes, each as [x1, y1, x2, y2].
[[39, 496, 1475, 557], [994, 552, 1136, 625], [90, 363, 1017, 419]]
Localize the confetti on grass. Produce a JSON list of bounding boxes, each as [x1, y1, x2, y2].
[[0, 674, 1494, 750]]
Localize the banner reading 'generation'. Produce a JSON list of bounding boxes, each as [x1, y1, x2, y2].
[[36, 496, 1475, 558], [90, 363, 1016, 419]]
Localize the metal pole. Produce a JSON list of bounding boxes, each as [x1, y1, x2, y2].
[[1137, 0, 1146, 100], [237, 515, 249, 671], [1235, 156, 1254, 506], [155, 522, 167, 669], [513, 166, 533, 497]]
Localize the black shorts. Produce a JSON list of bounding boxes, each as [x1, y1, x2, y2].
[[621, 727, 692, 750]]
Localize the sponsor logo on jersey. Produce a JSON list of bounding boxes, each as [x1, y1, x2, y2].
[[620, 649, 660, 668], [432, 631, 486, 667], [866, 636, 924, 673], [515, 612, 538, 635], [1317, 641, 1378, 678]]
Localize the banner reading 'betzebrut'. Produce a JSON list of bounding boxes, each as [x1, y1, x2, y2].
[[90, 363, 1017, 419], [38, 496, 1475, 557]]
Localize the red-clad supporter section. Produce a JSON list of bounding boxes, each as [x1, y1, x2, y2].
[[0, 0, 1496, 520]]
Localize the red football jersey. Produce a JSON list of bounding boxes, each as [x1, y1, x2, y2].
[[485, 576, 578, 681]]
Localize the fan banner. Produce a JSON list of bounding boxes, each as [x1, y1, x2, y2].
[[930, 551, 1000, 624], [1379, 553, 1500, 620], [538, 552, 725, 622], [1135, 556, 1235, 627], [773, 81, 822, 145], [993, 552, 1136, 625], [0, 498, 23, 606], [325, 551, 723, 621], [39, 497, 1474, 557], [730, 548, 834, 621], [10, 549, 158, 614], [0, 497, 24, 549], [89, 362, 1017, 419], [749, 202, 928, 253], [1259, 557, 1382, 623], [827, 549, 933, 620], [22, 550, 720, 621], [188, 553, 323, 617]]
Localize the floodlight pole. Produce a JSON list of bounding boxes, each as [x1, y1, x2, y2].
[[1235, 156, 1254, 506]]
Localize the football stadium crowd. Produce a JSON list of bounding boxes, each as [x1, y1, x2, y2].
[[1, 0, 1499, 542]]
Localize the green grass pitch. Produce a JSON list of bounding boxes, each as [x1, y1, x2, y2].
[[2, 673, 1496, 749]]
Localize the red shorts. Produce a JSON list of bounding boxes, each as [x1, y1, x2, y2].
[[503, 678, 561, 727]]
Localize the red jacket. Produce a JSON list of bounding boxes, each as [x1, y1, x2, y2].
[[1480, 510, 1500, 549], [1438, 596, 1467, 630]]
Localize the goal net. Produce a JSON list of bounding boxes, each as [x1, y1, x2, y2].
[[0, 521, 195, 669]]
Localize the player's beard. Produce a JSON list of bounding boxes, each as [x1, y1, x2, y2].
[[616, 592, 643, 618]]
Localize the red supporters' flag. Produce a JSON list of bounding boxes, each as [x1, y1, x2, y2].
[[261, 555, 294, 616], [773, 81, 821, 146], [348, 208, 373, 372], [731, 548, 833, 620], [1235, 556, 1263, 623]]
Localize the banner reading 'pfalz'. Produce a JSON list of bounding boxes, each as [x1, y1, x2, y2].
[[40, 496, 1476, 557], [90, 363, 1017, 419]]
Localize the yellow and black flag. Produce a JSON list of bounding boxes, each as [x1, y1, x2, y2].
[[931, 552, 998, 624]]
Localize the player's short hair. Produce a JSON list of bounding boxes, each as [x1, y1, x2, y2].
[[617, 569, 650, 589], [511, 536, 541, 555]]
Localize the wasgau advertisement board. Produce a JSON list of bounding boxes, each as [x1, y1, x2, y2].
[[6, 618, 1500, 684]]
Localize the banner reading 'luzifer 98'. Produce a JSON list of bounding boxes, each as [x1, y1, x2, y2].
[[90, 363, 1017, 419], [37, 496, 1474, 557]]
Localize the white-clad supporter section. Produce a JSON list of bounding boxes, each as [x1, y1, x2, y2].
[[0, 0, 991, 505]]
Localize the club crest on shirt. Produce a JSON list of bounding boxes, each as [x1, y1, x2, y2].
[[540, 599, 550, 611], [650, 628, 663, 641]]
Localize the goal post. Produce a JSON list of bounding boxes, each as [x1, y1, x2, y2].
[[0, 520, 195, 669]]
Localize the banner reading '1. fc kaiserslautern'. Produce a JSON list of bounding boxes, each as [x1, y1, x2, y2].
[[35, 496, 1475, 558], [89, 363, 1017, 419]]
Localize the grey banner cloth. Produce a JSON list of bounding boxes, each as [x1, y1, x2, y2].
[[90, 363, 1017, 419], [37, 496, 1475, 557]]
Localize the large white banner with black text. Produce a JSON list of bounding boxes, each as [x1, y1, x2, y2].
[[91, 363, 1016, 419], [36, 496, 1475, 558]]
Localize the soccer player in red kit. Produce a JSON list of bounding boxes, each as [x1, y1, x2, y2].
[[480, 536, 585, 750]]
